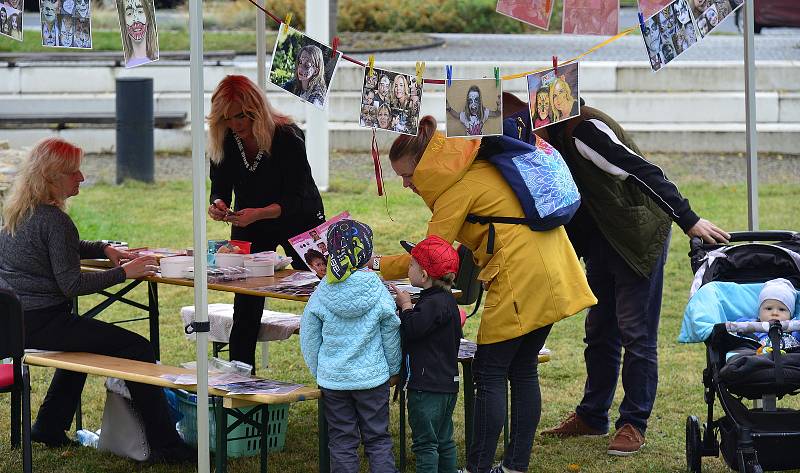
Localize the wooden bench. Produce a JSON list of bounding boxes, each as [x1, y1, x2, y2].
[[23, 351, 321, 473], [0, 50, 237, 67], [0, 111, 188, 130]]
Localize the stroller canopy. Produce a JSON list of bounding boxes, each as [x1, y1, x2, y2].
[[679, 281, 800, 343]]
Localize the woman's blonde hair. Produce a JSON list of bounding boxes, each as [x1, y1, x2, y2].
[[549, 76, 575, 121], [206, 75, 294, 164], [2, 137, 83, 235], [291, 45, 326, 97], [390, 74, 410, 109]]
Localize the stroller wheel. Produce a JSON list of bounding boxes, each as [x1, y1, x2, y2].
[[686, 416, 702, 472]]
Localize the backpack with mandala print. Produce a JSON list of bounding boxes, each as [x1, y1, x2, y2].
[[466, 110, 580, 254]]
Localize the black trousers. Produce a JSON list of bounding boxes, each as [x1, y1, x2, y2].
[[228, 230, 310, 369], [24, 301, 181, 449]]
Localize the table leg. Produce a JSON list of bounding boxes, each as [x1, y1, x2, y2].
[[215, 397, 227, 473], [399, 388, 406, 473], [73, 296, 83, 432], [462, 361, 474, 459], [147, 282, 160, 360], [318, 397, 330, 473], [261, 405, 269, 473]]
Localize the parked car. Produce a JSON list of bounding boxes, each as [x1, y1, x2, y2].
[[735, 0, 800, 33]]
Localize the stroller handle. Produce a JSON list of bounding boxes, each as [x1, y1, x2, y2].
[[690, 230, 799, 254], [725, 320, 800, 334]]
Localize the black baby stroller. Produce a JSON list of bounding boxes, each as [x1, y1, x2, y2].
[[679, 231, 800, 473]]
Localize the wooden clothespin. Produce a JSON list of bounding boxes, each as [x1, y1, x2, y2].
[[367, 55, 375, 77], [415, 61, 425, 87], [282, 13, 292, 36], [494, 66, 500, 88], [332, 36, 340, 56], [446, 65, 453, 88], [545, 0, 551, 12], [552, 56, 558, 75]]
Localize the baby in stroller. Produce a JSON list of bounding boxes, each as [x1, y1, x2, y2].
[[679, 231, 800, 473], [735, 278, 800, 352]]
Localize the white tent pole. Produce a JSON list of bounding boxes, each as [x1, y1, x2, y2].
[[256, 0, 267, 90], [189, 0, 210, 468], [306, 0, 330, 191], [743, 0, 758, 231]]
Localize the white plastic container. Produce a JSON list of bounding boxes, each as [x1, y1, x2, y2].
[[244, 257, 275, 277], [214, 253, 244, 268], [159, 256, 193, 278]]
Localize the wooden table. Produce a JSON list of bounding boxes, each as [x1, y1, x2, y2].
[[78, 263, 310, 361]]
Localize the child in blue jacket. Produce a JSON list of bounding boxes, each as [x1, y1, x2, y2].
[[300, 219, 401, 473]]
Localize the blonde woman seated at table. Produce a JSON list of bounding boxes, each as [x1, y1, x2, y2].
[[0, 137, 194, 463]]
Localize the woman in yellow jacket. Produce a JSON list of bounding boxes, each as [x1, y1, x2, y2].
[[374, 116, 596, 473]]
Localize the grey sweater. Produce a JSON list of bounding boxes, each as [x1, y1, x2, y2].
[[0, 204, 126, 311]]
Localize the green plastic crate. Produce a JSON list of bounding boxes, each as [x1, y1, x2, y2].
[[173, 389, 288, 457]]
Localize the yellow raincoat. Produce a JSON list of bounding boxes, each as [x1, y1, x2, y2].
[[380, 132, 597, 344]]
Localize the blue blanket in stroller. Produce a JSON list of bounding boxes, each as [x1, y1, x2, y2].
[[678, 281, 800, 344]]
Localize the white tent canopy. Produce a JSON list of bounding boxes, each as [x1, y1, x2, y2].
[[185, 0, 760, 470]]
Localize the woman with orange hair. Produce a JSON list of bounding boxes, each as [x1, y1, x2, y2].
[[0, 138, 194, 462], [206, 74, 325, 369]]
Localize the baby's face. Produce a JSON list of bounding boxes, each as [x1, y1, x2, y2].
[[759, 299, 792, 322]]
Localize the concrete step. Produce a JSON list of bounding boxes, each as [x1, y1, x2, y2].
[[2, 60, 799, 94], [2, 122, 797, 154], [3, 90, 799, 124]]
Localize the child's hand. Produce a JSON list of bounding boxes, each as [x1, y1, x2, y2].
[[390, 284, 413, 312]]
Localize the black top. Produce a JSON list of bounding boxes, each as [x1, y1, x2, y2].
[[209, 124, 325, 241], [399, 286, 462, 394]]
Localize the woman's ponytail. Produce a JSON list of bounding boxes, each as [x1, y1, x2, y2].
[[388, 115, 437, 164]]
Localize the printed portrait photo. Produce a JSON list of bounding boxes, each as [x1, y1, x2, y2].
[[526, 62, 580, 131], [562, 0, 619, 36], [40, 0, 59, 46], [640, 0, 699, 71], [495, 0, 553, 30], [116, 0, 159, 67], [687, 0, 743, 37], [638, 0, 672, 19], [358, 67, 423, 136], [0, 0, 23, 42], [445, 78, 502, 138], [269, 25, 342, 110]]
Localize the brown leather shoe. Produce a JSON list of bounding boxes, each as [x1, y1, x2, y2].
[[540, 412, 606, 437], [607, 424, 645, 456]]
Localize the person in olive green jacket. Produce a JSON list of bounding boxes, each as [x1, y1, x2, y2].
[[371, 115, 597, 473], [496, 93, 728, 457]]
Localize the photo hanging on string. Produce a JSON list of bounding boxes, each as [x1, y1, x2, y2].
[[495, 0, 554, 30], [115, 0, 159, 67], [640, 0, 700, 71], [445, 78, 503, 138], [638, 0, 672, 19], [269, 24, 343, 111], [687, 0, 743, 37], [1, 0, 23, 42], [562, 0, 620, 36], [359, 67, 422, 136], [526, 62, 580, 131]]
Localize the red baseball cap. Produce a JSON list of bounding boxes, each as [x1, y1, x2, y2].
[[400, 235, 460, 279]]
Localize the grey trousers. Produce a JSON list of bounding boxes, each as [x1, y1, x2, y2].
[[321, 382, 398, 473]]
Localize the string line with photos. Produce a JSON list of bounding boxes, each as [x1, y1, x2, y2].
[[244, 0, 637, 85]]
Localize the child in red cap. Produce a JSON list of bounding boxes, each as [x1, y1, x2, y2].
[[391, 234, 462, 473]]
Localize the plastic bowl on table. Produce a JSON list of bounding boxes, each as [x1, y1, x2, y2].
[[159, 256, 194, 278]]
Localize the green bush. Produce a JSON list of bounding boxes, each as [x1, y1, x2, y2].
[[204, 0, 567, 34]]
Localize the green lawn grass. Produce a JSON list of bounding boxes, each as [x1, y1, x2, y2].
[[1, 176, 799, 473], [0, 29, 263, 53]]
